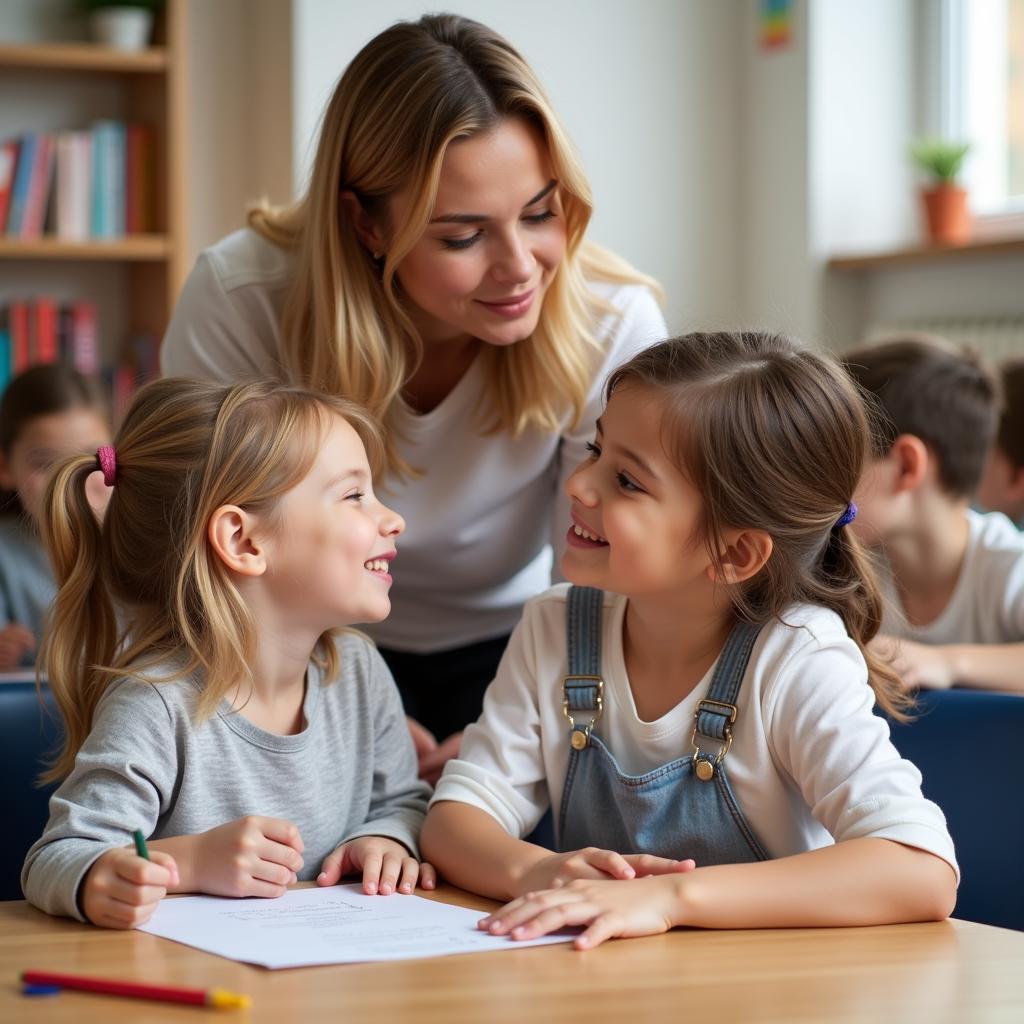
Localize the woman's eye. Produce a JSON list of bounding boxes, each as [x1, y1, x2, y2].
[[523, 209, 556, 225], [441, 233, 482, 251], [584, 441, 601, 459]]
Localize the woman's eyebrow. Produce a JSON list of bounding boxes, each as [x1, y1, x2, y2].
[[430, 179, 557, 224]]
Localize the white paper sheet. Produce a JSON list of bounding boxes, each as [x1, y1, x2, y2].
[[139, 885, 573, 968]]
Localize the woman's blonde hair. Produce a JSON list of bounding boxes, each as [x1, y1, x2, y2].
[[249, 12, 660, 475], [606, 333, 911, 721], [39, 377, 383, 782]]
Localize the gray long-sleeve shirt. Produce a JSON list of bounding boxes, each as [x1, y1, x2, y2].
[[22, 633, 430, 920]]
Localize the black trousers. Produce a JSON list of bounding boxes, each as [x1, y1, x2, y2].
[[378, 633, 511, 741]]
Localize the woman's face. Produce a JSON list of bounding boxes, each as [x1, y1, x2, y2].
[[388, 118, 568, 349]]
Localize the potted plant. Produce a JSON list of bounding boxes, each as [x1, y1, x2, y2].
[[909, 138, 972, 245], [81, 0, 163, 52]]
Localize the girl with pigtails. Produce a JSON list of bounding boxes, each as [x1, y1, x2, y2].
[[23, 378, 433, 928]]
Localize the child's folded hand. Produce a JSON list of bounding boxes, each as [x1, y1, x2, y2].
[[80, 846, 178, 929], [191, 816, 304, 899], [515, 847, 695, 896], [317, 835, 437, 895]]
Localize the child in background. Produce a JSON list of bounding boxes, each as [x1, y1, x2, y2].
[[0, 364, 111, 668], [844, 336, 1024, 693], [23, 378, 433, 929], [977, 356, 1024, 527], [422, 332, 957, 947]]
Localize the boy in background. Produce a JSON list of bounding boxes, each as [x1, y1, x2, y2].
[[843, 335, 1024, 693], [977, 356, 1024, 527]]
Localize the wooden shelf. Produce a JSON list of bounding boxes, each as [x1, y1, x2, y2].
[[0, 42, 167, 73], [0, 236, 171, 261], [828, 236, 1024, 272]]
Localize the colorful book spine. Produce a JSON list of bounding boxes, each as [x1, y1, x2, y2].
[[0, 311, 10, 393], [21, 133, 54, 240], [70, 302, 98, 375], [91, 121, 126, 239], [31, 298, 59, 364], [125, 124, 155, 234], [6, 133, 36, 237], [9, 303, 30, 374], [0, 140, 19, 235]]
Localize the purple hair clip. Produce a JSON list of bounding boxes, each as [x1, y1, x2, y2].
[[835, 501, 857, 528], [96, 445, 117, 487]]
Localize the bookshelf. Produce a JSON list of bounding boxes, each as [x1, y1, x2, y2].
[[0, 0, 186, 364]]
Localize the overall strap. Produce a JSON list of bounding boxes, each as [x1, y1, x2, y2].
[[692, 619, 763, 780], [563, 586, 605, 749]]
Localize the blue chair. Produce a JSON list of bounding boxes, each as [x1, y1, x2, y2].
[[888, 688, 1024, 931], [0, 681, 62, 901]]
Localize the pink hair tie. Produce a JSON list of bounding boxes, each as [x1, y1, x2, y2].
[[96, 445, 117, 487]]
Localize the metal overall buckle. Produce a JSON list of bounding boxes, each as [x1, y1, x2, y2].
[[562, 675, 604, 750], [691, 698, 737, 781]]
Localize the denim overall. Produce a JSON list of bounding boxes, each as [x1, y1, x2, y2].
[[557, 586, 769, 866]]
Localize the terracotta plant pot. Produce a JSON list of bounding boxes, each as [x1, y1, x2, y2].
[[921, 184, 971, 245]]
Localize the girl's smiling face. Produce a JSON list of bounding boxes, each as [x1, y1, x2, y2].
[[562, 385, 716, 599]]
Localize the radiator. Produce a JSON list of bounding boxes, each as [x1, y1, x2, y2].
[[862, 317, 1024, 362]]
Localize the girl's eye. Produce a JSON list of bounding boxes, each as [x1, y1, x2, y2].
[[441, 233, 482, 251], [345, 491, 366, 503], [617, 472, 642, 493], [584, 441, 601, 459], [523, 209, 556, 225]]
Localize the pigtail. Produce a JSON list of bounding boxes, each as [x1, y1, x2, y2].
[[38, 454, 119, 782], [812, 526, 911, 721]]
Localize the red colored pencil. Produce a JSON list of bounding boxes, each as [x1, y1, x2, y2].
[[21, 970, 250, 1009]]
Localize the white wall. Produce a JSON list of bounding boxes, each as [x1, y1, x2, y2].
[[291, 0, 742, 333]]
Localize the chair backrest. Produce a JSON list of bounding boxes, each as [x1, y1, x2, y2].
[[0, 681, 62, 901], [888, 688, 1024, 931]]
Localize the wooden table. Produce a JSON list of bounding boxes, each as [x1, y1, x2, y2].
[[2, 886, 1023, 1023]]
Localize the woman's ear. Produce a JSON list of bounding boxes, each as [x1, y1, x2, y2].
[[340, 190, 387, 258], [207, 505, 267, 577], [707, 529, 773, 586]]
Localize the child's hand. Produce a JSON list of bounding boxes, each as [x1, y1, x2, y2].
[[480, 874, 684, 950], [316, 835, 437, 895], [516, 847, 695, 896], [418, 731, 463, 786], [81, 846, 179, 929], [0, 623, 35, 669], [871, 635, 956, 690], [191, 816, 304, 898]]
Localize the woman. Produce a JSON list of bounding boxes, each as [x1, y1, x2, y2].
[[162, 13, 666, 782]]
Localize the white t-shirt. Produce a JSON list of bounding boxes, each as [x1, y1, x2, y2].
[[161, 229, 668, 652], [879, 509, 1024, 644], [432, 585, 958, 876]]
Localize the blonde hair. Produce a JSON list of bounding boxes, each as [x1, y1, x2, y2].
[[39, 378, 383, 782], [249, 13, 660, 476], [606, 333, 910, 721]]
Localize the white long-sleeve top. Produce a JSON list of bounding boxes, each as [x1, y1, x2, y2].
[[432, 585, 958, 877], [161, 229, 668, 652]]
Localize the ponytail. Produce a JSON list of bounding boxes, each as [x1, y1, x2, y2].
[[38, 454, 118, 783]]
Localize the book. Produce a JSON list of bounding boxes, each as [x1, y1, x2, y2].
[[0, 310, 10, 393], [56, 131, 92, 241], [69, 302, 98, 375], [31, 298, 59, 364], [9, 302, 30, 374], [91, 121, 126, 239], [0, 140, 19, 235], [21, 134, 54, 240], [6, 134, 36, 237], [126, 124, 155, 234]]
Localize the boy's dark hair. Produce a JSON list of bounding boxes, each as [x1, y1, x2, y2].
[[0, 363, 107, 456], [995, 357, 1024, 470], [842, 334, 999, 499]]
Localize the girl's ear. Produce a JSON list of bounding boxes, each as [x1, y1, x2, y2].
[[708, 528, 773, 586], [207, 505, 267, 577], [340, 190, 388, 258]]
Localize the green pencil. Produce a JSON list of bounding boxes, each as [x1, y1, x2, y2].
[[133, 829, 150, 860]]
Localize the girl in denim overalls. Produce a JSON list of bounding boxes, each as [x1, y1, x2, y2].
[[423, 332, 958, 947]]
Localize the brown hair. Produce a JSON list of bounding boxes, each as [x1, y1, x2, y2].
[[249, 13, 660, 476], [39, 377, 383, 781], [842, 334, 999, 498], [995, 356, 1024, 470], [606, 332, 908, 719]]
